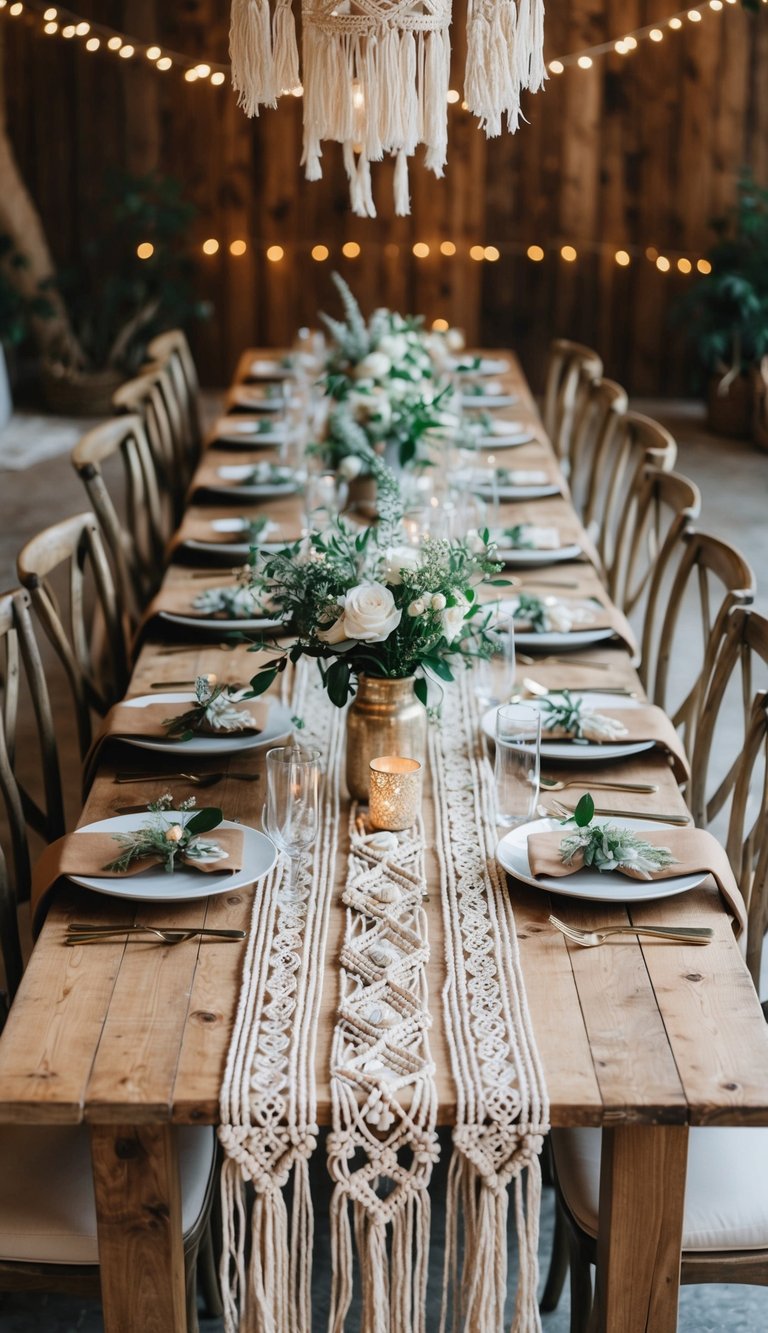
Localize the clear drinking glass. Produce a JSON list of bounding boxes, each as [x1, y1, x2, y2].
[[302, 471, 347, 532], [263, 745, 321, 899], [474, 612, 516, 707], [494, 703, 541, 828]]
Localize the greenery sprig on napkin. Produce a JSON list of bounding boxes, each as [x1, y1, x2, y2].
[[512, 592, 548, 632], [164, 675, 254, 741], [503, 524, 536, 550], [104, 794, 226, 874], [244, 465, 292, 487], [558, 795, 678, 879], [192, 585, 267, 619], [539, 690, 629, 742]]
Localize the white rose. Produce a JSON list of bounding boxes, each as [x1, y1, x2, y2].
[[378, 333, 408, 362], [317, 610, 349, 644], [407, 598, 426, 617], [338, 454, 364, 481], [165, 825, 184, 843], [431, 593, 446, 611], [441, 593, 469, 644], [354, 351, 391, 381], [446, 328, 466, 352], [366, 386, 392, 428], [342, 583, 402, 642], [383, 545, 422, 585], [467, 528, 486, 554]]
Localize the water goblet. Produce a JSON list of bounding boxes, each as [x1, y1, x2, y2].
[[263, 745, 321, 900], [474, 611, 515, 707], [494, 703, 541, 828]]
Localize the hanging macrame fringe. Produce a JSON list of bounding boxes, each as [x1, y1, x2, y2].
[[329, 1188, 432, 1333], [230, 0, 299, 114]]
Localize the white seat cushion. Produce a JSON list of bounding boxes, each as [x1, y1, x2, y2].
[[0, 1124, 214, 1264], [552, 1126, 768, 1253]]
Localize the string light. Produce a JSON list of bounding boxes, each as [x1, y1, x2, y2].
[[469, 245, 485, 261], [615, 249, 631, 266], [656, 255, 671, 271], [136, 242, 154, 259], [84, 35, 97, 48], [311, 244, 329, 261], [202, 238, 219, 255], [527, 245, 545, 261], [649, 28, 664, 40], [413, 242, 430, 258], [229, 239, 247, 256], [446, 88, 460, 103], [561, 245, 577, 262], [432, 318, 449, 331], [266, 245, 284, 262], [342, 241, 361, 258], [440, 240, 457, 256], [146, 44, 160, 59], [484, 245, 500, 261], [677, 257, 692, 273], [697, 258, 713, 273], [118, 43, 134, 57]]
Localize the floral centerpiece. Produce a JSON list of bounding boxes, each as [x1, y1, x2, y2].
[[248, 514, 508, 797]]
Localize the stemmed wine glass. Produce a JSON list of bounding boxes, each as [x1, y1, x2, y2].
[[263, 745, 321, 900]]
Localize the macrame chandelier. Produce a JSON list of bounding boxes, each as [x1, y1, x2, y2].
[[229, 0, 546, 217]]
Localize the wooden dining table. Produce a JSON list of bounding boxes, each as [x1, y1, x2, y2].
[[1, 350, 767, 1333]]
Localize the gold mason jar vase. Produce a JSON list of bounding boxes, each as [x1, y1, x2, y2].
[[345, 674, 427, 801]]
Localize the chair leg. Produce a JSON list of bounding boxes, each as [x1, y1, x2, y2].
[[540, 1196, 570, 1312], [567, 1225, 593, 1333], [197, 1217, 224, 1319], [185, 1244, 200, 1333]]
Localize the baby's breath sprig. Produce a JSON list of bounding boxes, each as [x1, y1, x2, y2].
[[558, 794, 678, 881], [104, 805, 225, 875]]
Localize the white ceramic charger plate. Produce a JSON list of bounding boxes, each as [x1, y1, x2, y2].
[[497, 597, 615, 651], [205, 465, 299, 500], [481, 693, 654, 763], [158, 610, 283, 635], [67, 812, 277, 903], [474, 479, 561, 501], [116, 693, 293, 756], [496, 815, 706, 904], [493, 542, 583, 567]]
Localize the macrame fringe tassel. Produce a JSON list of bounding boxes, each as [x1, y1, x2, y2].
[[272, 0, 300, 96], [330, 1189, 431, 1333], [441, 1148, 544, 1333], [219, 1155, 313, 1333], [465, 0, 521, 136], [230, 0, 277, 114]]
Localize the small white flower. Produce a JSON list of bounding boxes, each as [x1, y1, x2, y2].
[[377, 333, 408, 362], [165, 825, 184, 843], [431, 593, 446, 611], [338, 454, 364, 481], [317, 611, 349, 645], [354, 351, 391, 380], [441, 593, 469, 643], [407, 598, 426, 617], [382, 545, 422, 585]]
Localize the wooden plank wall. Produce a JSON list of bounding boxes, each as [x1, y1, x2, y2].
[[3, 0, 767, 393]]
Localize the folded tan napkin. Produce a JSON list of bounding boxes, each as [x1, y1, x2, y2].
[[142, 580, 273, 622], [526, 826, 746, 937], [510, 595, 639, 659], [541, 705, 689, 782], [31, 828, 244, 934], [171, 498, 303, 552], [190, 454, 282, 495]]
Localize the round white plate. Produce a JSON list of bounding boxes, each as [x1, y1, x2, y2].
[[464, 393, 518, 410], [247, 358, 291, 379], [496, 816, 706, 904], [497, 598, 615, 651], [67, 812, 277, 903], [205, 480, 299, 500], [481, 694, 654, 763], [474, 481, 561, 501], [494, 543, 583, 567], [158, 610, 283, 635], [477, 431, 537, 449], [230, 391, 283, 414], [117, 693, 293, 756]]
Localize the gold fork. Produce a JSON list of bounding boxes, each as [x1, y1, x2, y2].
[[548, 914, 713, 948]]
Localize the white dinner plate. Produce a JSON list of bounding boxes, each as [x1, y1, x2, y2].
[[497, 598, 615, 651], [463, 393, 518, 410], [158, 610, 283, 635], [205, 465, 299, 499], [116, 693, 293, 756], [247, 357, 292, 379], [473, 478, 561, 501], [229, 389, 284, 413], [494, 542, 584, 567], [496, 816, 706, 904], [67, 812, 277, 903], [214, 420, 287, 448], [477, 431, 538, 449], [481, 694, 654, 763]]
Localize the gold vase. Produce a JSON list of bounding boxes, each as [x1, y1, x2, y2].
[[345, 674, 427, 801]]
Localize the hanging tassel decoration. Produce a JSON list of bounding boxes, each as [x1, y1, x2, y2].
[[230, 0, 277, 113]]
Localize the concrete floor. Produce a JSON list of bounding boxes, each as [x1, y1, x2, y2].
[[0, 398, 767, 1330]]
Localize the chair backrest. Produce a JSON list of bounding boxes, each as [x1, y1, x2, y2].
[[591, 411, 677, 579], [146, 328, 202, 461], [542, 339, 603, 462], [569, 378, 628, 524], [689, 608, 768, 986], [640, 528, 755, 756], [113, 364, 189, 517], [17, 513, 130, 758], [71, 415, 166, 622], [608, 467, 701, 617]]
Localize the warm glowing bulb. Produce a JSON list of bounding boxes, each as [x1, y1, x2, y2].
[[107, 35, 122, 49], [119, 44, 134, 58], [44, 20, 57, 32], [75, 21, 89, 34], [440, 240, 457, 256], [266, 245, 284, 262], [432, 318, 449, 331], [136, 242, 154, 260], [469, 245, 485, 261], [561, 245, 577, 262], [43, 4, 56, 15], [484, 245, 500, 261], [202, 238, 220, 255], [413, 242, 430, 258], [461, 100, 469, 110], [577, 55, 593, 69], [688, 8, 702, 18], [62, 23, 76, 36], [710, 0, 723, 8], [311, 244, 329, 261], [229, 239, 247, 256], [656, 255, 671, 272], [549, 59, 564, 73], [677, 257, 692, 274], [669, 15, 683, 27], [342, 241, 361, 258], [85, 35, 99, 49], [649, 28, 663, 41], [697, 258, 713, 274], [527, 244, 545, 261], [9, 2, 22, 13], [146, 45, 161, 59], [615, 40, 628, 53], [446, 88, 460, 103], [645, 246, 659, 260], [211, 71, 225, 84], [156, 56, 172, 69], [185, 68, 198, 81], [624, 35, 638, 48], [195, 63, 211, 77], [615, 249, 631, 266]]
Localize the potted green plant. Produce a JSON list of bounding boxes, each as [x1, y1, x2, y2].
[[0, 233, 54, 429], [677, 173, 768, 440]]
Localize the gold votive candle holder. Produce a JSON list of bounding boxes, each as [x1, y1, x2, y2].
[[368, 756, 422, 831]]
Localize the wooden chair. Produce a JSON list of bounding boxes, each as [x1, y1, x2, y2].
[[541, 339, 603, 463], [16, 514, 131, 759], [147, 327, 203, 464], [608, 466, 701, 617], [71, 415, 167, 623], [113, 363, 189, 519], [689, 608, 768, 988], [588, 411, 678, 583], [639, 529, 755, 758], [567, 378, 628, 524]]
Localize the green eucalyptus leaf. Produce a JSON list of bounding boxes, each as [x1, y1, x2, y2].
[[414, 677, 429, 707], [573, 793, 595, 827], [185, 807, 224, 836], [326, 658, 352, 708]]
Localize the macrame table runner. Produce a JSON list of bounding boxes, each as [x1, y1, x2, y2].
[[229, 0, 546, 216], [218, 663, 549, 1331]]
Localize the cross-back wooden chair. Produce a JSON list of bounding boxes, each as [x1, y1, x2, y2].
[[113, 362, 189, 519], [607, 466, 701, 617], [567, 378, 628, 524], [147, 327, 202, 464], [588, 410, 678, 582], [639, 528, 755, 758], [541, 339, 603, 464], [16, 513, 131, 759], [71, 414, 167, 624]]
